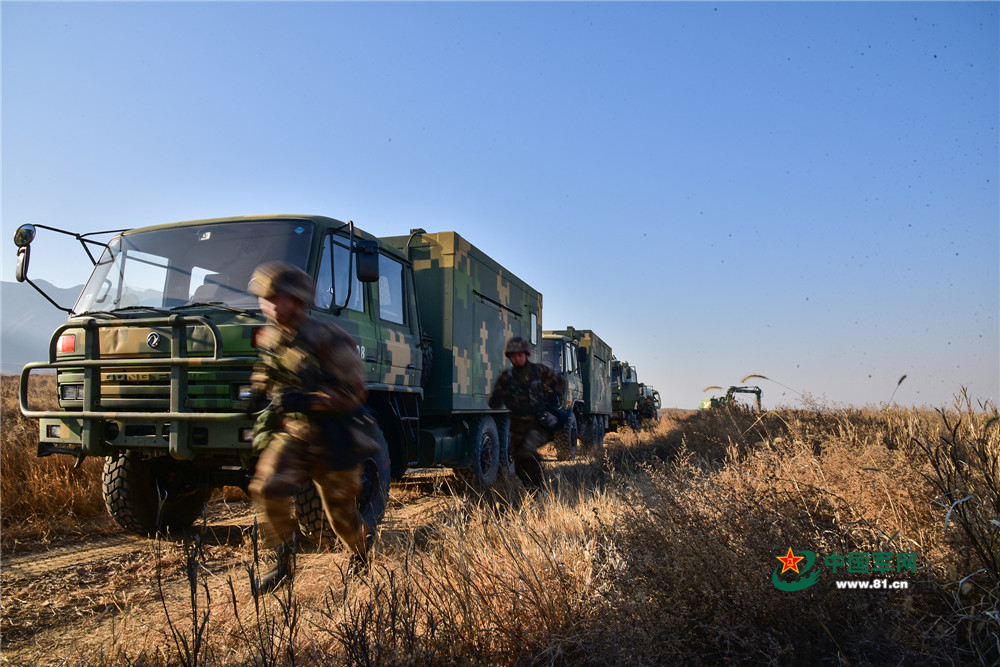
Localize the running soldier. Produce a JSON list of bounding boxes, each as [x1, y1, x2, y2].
[[488, 336, 566, 489], [245, 261, 377, 595]]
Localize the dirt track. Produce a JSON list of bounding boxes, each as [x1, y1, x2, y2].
[[0, 470, 460, 666]]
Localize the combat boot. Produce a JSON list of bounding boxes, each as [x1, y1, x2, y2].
[[253, 543, 293, 597]]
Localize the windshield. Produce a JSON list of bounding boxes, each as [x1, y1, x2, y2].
[[73, 220, 314, 314], [540, 339, 563, 371]]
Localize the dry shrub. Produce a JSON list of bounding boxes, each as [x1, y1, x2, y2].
[[1, 374, 111, 548], [913, 391, 999, 664], [9, 388, 999, 665]]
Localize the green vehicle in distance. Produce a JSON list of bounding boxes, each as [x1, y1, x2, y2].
[[609, 357, 642, 431], [699, 385, 763, 412], [14, 216, 542, 537], [540, 327, 612, 459], [637, 383, 661, 423]]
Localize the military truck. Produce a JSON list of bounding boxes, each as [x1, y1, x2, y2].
[[609, 357, 642, 430], [540, 328, 612, 459], [637, 383, 661, 422], [13, 216, 542, 537]]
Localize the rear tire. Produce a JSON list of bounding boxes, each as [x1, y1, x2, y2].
[[103, 451, 210, 535], [585, 415, 606, 456], [553, 412, 579, 460], [496, 415, 515, 478], [456, 415, 500, 491]]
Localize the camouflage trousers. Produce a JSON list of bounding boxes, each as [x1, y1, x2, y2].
[[510, 416, 548, 488], [248, 430, 367, 559]]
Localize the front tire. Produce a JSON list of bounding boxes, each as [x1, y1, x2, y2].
[[553, 412, 579, 460], [296, 421, 392, 540], [103, 452, 210, 535]]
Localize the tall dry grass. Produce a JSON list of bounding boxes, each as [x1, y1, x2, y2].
[[1, 375, 111, 548], [4, 377, 998, 664]]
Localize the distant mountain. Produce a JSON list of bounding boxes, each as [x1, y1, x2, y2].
[[1, 280, 82, 374]]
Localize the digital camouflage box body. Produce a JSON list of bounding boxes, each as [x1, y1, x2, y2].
[[15, 215, 542, 535], [383, 230, 542, 415], [540, 327, 612, 458]]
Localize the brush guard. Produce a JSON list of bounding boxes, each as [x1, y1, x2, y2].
[[20, 314, 256, 461]]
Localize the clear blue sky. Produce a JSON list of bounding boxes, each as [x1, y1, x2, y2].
[[3, 1, 997, 410]]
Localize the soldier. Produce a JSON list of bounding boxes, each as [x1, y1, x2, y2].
[[488, 336, 566, 489], [245, 261, 377, 595]]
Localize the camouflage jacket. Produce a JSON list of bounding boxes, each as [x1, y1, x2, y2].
[[251, 315, 367, 421], [488, 361, 566, 419]]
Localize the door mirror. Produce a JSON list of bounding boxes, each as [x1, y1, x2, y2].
[[355, 240, 380, 283], [14, 224, 36, 248], [576, 346, 587, 365]]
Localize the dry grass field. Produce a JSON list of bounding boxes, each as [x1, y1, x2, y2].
[[1, 374, 997, 665]]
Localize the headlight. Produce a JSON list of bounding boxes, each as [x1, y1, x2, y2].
[[237, 385, 253, 400], [60, 384, 84, 401]]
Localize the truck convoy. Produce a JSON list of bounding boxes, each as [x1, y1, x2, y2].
[[540, 328, 612, 459], [13, 214, 661, 537]]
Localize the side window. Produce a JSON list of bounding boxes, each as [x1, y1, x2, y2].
[[316, 234, 364, 312], [378, 254, 405, 324]]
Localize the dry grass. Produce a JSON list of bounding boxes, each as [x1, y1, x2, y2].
[[1, 375, 113, 548], [3, 376, 998, 664]]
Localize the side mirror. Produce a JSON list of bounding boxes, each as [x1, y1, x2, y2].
[[576, 346, 587, 365], [13, 224, 36, 283], [355, 240, 380, 283], [14, 224, 36, 247]]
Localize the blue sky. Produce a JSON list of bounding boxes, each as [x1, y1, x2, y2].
[[2, 1, 997, 409]]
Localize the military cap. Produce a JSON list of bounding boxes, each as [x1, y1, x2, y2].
[[248, 262, 314, 303], [504, 336, 532, 357]]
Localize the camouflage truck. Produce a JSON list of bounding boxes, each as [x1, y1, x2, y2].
[[609, 357, 642, 430], [540, 327, 612, 459], [13, 216, 541, 536]]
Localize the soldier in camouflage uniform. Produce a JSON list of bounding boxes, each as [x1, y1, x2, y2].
[[245, 261, 377, 595], [488, 336, 566, 489]]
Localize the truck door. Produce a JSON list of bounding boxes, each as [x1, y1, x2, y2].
[[314, 231, 380, 382], [374, 252, 421, 388]]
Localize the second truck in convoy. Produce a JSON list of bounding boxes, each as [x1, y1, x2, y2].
[[540, 328, 612, 459]]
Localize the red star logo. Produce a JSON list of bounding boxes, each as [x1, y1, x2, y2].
[[776, 547, 805, 574]]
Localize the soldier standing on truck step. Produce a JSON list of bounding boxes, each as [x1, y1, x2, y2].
[[245, 261, 379, 595], [489, 336, 566, 490]]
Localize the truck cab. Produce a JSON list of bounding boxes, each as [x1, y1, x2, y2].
[[610, 357, 641, 430], [542, 327, 612, 457]]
